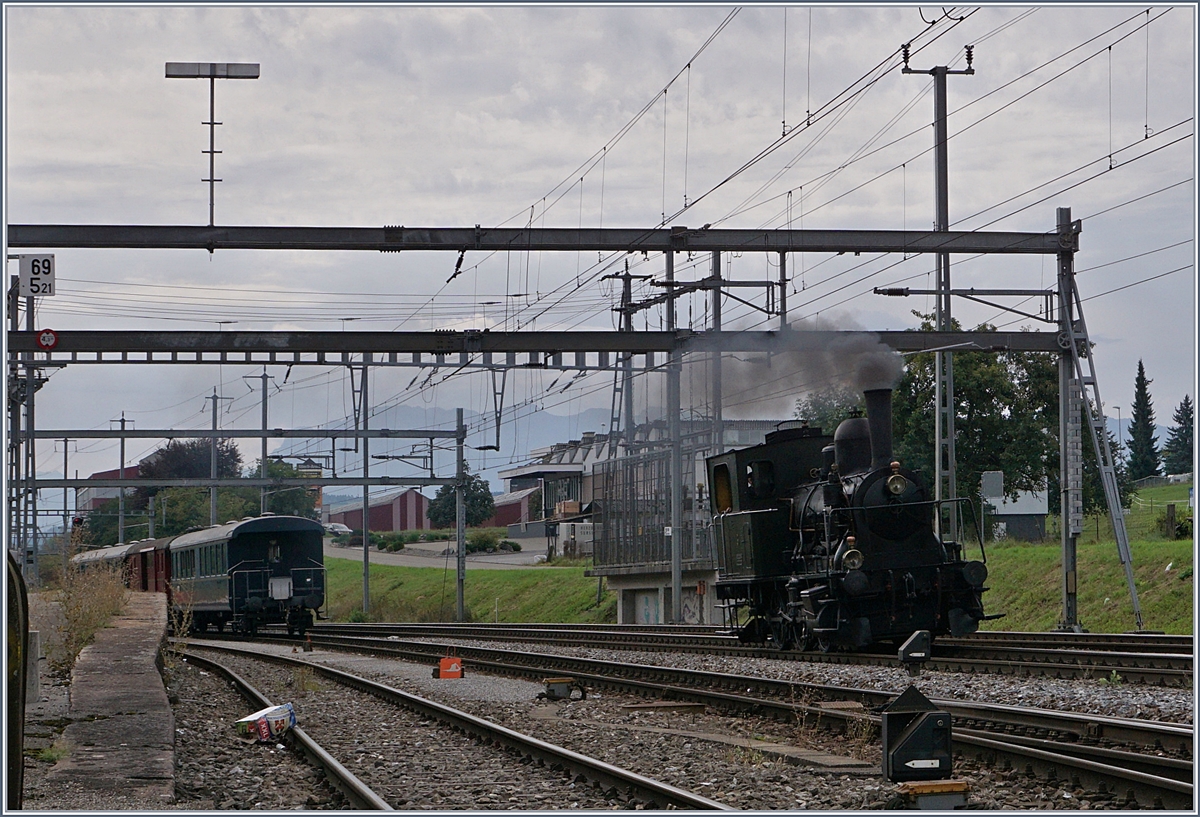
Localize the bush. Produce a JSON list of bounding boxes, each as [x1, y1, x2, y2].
[[467, 529, 501, 553], [1155, 509, 1193, 540]]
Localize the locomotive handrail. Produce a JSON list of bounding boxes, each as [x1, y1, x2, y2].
[[821, 496, 989, 565], [937, 497, 988, 565]]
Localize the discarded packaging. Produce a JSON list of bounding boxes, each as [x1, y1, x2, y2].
[[236, 703, 296, 742]]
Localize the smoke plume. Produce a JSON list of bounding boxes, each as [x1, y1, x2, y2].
[[684, 314, 905, 419]]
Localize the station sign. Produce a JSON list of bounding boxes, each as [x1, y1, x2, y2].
[[18, 254, 55, 297]]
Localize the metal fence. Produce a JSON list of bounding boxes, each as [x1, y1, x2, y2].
[[593, 445, 713, 569]]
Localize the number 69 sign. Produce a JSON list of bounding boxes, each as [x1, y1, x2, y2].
[[18, 255, 55, 298]]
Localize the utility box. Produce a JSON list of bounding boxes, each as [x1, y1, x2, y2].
[[882, 685, 953, 782]]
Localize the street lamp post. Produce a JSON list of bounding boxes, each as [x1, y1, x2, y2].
[[165, 62, 260, 227], [1115, 406, 1122, 457]]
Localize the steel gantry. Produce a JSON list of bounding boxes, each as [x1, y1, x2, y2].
[[6, 217, 1134, 629]]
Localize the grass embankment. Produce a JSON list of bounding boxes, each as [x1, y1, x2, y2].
[[981, 483, 1193, 634], [325, 485, 1193, 633], [978, 537, 1192, 634], [325, 558, 616, 623]]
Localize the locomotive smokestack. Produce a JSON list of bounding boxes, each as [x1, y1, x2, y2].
[[863, 388, 894, 471]]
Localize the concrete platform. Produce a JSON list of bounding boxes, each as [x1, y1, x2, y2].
[[46, 592, 175, 805]]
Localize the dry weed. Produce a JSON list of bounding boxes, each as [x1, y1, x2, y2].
[[52, 562, 129, 673]]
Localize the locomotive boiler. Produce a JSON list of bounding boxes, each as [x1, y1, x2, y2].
[[707, 387, 990, 651]]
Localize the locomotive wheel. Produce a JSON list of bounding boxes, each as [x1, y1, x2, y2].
[[816, 635, 834, 653], [769, 619, 797, 650]]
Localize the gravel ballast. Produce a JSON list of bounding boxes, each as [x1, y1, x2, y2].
[[24, 628, 1191, 810]]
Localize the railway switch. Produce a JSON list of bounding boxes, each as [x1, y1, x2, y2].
[[881, 685, 953, 783]]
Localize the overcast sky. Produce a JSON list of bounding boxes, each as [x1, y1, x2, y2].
[[3, 4, 1196, 495]]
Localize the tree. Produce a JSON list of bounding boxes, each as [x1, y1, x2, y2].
[[1127, 360, 1160, 481], [427, 465, 496, 528], [889, 312, 1059, 508], [84, 487, 259, 546], [137, 438, 242, 484], [1162, 394, 1194, 476], [248, 459, 320, 519], [794, 384, 862, 434]]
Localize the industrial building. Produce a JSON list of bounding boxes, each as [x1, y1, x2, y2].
[[499, 418, 788, 625]]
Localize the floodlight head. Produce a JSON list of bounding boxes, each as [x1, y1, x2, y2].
[[165, 62, 260, 79]]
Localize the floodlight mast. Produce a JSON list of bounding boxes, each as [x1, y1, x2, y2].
[[165, 62, 260, 228]]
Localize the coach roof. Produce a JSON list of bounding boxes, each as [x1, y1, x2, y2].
[[169, 515, 324, 549]]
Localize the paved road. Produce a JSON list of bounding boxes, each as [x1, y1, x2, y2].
[[323, 539, 551, 570]]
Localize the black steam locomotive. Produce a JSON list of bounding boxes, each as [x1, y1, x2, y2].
[[707, 387, 990, 651]]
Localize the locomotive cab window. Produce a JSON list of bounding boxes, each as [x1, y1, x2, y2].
[[713, 465, 734, 513], [268, 542, 280, 563], [747, 460, 775, 499]]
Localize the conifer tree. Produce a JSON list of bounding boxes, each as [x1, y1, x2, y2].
[[1162, 394, 1194, 476], [1127, 360, 1160, 480]]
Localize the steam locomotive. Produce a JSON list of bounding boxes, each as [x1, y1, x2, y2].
[[71, 514, 326, 638], [707, 387, 990, 651]]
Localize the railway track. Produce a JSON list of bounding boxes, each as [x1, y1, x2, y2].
[[240, 630, 1192, 809], [302, 622, 1194, 686], [179, 651, 390, 810], [181, 643, 731, 810]]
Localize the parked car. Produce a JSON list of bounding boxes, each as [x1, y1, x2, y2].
[[323, 523, 352, 536]]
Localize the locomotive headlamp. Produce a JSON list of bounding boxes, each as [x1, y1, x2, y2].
[[842, 549, 865, 571], [886, 473, 908, 496], [962, 560, 988, 587]]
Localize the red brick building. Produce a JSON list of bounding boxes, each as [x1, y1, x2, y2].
[[325, 487, 430, 532], [478, 487, 539, 528], [75, 465, 141, 511]]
